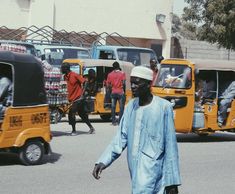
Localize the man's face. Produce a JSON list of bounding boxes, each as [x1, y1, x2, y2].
[[61, 65, 69, 74], [88, 70, 95, 78], [130, 76, 150, 97]]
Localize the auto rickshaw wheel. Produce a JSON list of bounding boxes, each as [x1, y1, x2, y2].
[[19, 140, 45, 165], [100, 114, 111, 122]]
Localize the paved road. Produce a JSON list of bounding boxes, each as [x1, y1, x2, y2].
[[0, 116, 235, 194]]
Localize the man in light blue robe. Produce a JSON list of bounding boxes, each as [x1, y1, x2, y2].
[[93, 66, 181, 194], [218, 81, 235, 126]]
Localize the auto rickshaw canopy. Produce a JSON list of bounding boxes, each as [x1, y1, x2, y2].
[[162, 58, 235, 71], [0, 51, 46, 106]]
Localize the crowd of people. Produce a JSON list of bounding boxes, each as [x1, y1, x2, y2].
[[3, 52, 233, 193], [61, 58, 160, 130], [0, 54, 181, 193], [4, 52, 234, 193], [57, 56, 235, 193], [58, 58, 160, 134]]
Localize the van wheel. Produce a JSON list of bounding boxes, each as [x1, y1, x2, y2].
[[100, 114, 111, 121], [19, 140, 45, 165]]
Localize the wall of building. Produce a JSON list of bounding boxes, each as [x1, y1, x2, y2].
[[0, 0, 30, 29], [28, 0, 54, 28], [1, 0, 173, 58], [171, 38, 235, 61], [51, 0, 172, 39], [54, 0, 173, 57]]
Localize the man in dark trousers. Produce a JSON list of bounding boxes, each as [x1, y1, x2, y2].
[[106, 61, 126, 125], [61, 63, 95, 135], [92, 66, 181, 194]]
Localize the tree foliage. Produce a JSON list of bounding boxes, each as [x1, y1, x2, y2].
[[182, 0, 235, 50], [172, 14, 197, 40], [172, 14, 182, 35]]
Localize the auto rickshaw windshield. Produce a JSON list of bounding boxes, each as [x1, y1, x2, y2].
[[155, 64, 192, 89]]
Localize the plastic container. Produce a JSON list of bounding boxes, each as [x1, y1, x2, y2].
[[192, 112, 205, 129]]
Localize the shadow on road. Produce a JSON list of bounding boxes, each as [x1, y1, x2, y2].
[[51, 130, 91, 137], [51, 131, 71, 137], [0, 153, 20, 166], [43, 152, 61, 164], [177, 132, 235, 143], [55, 117, 111, 124], [0, 152, 61, 166]]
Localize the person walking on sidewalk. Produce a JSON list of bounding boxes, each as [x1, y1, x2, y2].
[[107, 61, 126, 125], [61, 63, 95, 135]]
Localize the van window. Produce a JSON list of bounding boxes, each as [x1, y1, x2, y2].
[[44, 48, 90, 67], [99, 50, 115, 60], [117, 48, 156, 66], [156, 64, 192, 89]]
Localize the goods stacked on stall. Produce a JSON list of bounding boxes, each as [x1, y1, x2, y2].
[[44, 67, 68, 123], [0, 43, 27, 53]]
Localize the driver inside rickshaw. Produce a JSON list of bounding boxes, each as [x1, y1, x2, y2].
[[0, 65, 13, 120]]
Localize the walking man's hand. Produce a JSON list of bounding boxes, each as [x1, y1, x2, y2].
[[92, 163, 106, 179]]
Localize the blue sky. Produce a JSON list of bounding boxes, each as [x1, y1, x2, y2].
[[173, 0, 188, 16]]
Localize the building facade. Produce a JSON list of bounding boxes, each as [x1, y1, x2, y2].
[[171, 38, 235, 61], [0, 0, 173, 58]]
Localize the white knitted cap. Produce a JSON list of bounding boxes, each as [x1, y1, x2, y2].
[[130, 66, 153, 81]]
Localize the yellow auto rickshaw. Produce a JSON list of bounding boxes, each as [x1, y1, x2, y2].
[[59, 58, 134, 121], [152, 58, 235, 135], [0, 51, 52, 165]]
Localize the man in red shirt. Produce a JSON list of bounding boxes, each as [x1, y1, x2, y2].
[[61, 63, 95, 135], [107, 61, 126, 125]]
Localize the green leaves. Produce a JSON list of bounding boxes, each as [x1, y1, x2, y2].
[[182, 0, 235, 50]]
